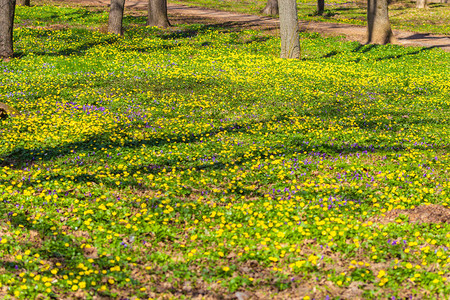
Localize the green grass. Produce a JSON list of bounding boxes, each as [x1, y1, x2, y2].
[[1, 3, 450, 299], [172, 0, 450, 35]]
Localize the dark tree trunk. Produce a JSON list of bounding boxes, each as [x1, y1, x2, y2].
[[17, 0, 29, 6], [261, 0, 278, 15], [367, 0, 394, 44], [279, 0, 300, 59], [317, 0, 325, 15], [147, 0, 170, 28], [0, 0, 16, 59], [108, 0, 126, 35]]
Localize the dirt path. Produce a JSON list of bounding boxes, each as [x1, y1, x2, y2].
[[60, 0, 450, 51]]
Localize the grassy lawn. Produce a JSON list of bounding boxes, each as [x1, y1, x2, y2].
[[172, 0, 450, 35], [1, 3, 450, 299]]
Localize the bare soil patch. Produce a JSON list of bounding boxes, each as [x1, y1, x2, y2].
[[373, 204, 450, 224]]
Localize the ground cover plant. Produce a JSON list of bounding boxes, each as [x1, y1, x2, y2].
[[172, 0, 450, 35], [1, 3, 450, 299]]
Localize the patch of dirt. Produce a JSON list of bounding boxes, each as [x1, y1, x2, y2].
[[27, 230, 44, 248], [0, 102, 20, 119], [23, 24, 70, 30], [82, 245, 98, 259], [71, 229, 92, 239], [341, 281, 375, 299], [373, 204, 450, 224]]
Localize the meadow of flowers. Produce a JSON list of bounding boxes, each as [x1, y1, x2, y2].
[[1, 4, 450, 299]]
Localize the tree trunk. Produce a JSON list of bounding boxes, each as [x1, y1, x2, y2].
[[108, 0, 126, 35], [416, 0, 427, 8], [279, 0, 300, 59], [17, 0, 29, 6], [261, 0, 278, 15], [0, 0, 16, 59], [147, 0, 170, 28], [317, 0, 325, 15], [367, 0, 394, 44]]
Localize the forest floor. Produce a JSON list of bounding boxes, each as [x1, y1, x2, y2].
[[52, 0, 450, 51]]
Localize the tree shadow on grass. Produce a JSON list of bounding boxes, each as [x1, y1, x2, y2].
[[352, 43, 377, 53], [151, 21, 273, 44], [14, 16, 277, 59], [375, 46, 435, 61], [318, 44, 376, 60], [0, 209, 136, 300], [320, 43, 436, 61], [14, 31, 119, 58], [0, 100, 444, 170], [0, 113, 290, 167], [353, 43, 436, 61], [14, 25, 183, 58], [0, 121, 435, 200], [1, 85, 447, 207], [1, 210, 94, 276]]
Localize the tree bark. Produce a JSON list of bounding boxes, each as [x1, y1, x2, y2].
[[0, 0, 16, 59], [317, 0, 325, 15], [416, 0, 427, 8], [17, 0, 29, 6], [279, 0, 300, 59], [367, 0, 394, 44], [147, 0, 170, 28], [108, 0, 126, 35], [261, 0, 278, 15]]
